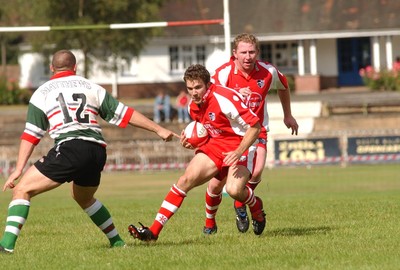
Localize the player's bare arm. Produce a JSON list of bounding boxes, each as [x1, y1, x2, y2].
[[3, 140, 36, 191], [223, 123, 261, 165], [277, 89, 299, 135], [284, 116, 299, 135], [128, 110, 179, 141]]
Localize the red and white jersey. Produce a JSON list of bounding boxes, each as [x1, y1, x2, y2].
[[211, 56, 288, 137], [188, 83, 259, 151]]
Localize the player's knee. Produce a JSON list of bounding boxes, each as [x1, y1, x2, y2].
[[207, 179, 224, 194], [176, 175, 194, 193], [12, 186, 31, 201], [72, 196, 95, 209], [224, 184, 241, 200]]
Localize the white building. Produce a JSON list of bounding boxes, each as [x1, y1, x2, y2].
[[18, 0, 400, 98]]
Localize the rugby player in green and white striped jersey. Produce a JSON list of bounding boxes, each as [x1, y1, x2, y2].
[[0, 50, 178, 254]]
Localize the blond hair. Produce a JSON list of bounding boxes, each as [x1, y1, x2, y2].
[[233, 33, 260, 51]]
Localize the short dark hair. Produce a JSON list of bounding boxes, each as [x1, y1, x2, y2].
[[51, 50, 76, 71], [183, 64, 210, 85]]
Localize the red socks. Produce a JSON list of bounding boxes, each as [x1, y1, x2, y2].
[[150, 184, 186, 237], [204, 188, 222, 228], [235, 181, 260, 208]]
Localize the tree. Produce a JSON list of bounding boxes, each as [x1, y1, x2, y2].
[[0, 1, 37, 73], [29, 0, 165, 78]]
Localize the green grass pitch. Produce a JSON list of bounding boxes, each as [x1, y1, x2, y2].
[[0, 164, 399, 269]]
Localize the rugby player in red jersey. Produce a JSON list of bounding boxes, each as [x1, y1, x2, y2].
[[129, 64, 265, 241], [204, 33, 299, 235]]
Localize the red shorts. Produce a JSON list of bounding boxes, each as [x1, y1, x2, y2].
[[196, 139, 257, 180], [257, 130, 268, 149], [257, 138, 267, 150]]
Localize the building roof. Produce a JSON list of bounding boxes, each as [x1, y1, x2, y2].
[[158, 0, 400, 39]]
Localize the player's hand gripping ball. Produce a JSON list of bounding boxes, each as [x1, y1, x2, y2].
[[184, 121, 209, 148]]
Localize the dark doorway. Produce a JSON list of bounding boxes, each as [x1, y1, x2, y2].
[[337, 37, 371, 86]]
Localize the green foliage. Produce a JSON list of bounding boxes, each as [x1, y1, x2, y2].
[[359, 66, 400, 91], [0, 1, 37, 65], [0, 0, 165, 76], [1, 165, 399, 269], [286, 74, 295, 92], [0, 75, 31, 104], [28, 0, 165, 77]]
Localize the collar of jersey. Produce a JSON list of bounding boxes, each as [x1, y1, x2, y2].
[[50, 70, 76, 80]]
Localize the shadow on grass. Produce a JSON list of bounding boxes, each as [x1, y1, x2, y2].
[[267, 226, 334, 237], [126, 226, 335, 247]]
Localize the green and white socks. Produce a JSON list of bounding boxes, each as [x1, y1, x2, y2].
[[0, 199, 30, 253], [84, 199, 125, 247], [0, 198, 124, 253]]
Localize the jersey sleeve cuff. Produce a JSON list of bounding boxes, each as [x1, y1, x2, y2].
[[119, 107, 134, 128], [20, 132, 41, 145]]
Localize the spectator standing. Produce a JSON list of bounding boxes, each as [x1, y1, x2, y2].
[[153, 90, 171, 123], [175, 90, 191, 123], [393, 56, 400, 71]]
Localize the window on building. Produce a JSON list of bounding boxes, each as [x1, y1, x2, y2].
[[119, 58, 139, 77], [290, 43, 298, 67], [182, 45, 192, 69], [195, 45, 206, 65], [169, 45, 206, 73], [260, 42, 298, 74], [260, 44, 272, 62], [169, 46, 179, 71]]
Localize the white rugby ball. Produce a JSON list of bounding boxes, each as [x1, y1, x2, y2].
[[184, 121, 209, 148]]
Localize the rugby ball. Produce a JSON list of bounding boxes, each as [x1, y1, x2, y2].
[[184, 121, 209, 148]]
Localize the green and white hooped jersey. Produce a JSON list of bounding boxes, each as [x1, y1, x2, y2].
[[21, 71, 134, 146]]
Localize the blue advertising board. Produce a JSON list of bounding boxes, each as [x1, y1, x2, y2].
[[347, 136, 400, 164], [274, 137, 341, 165]]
